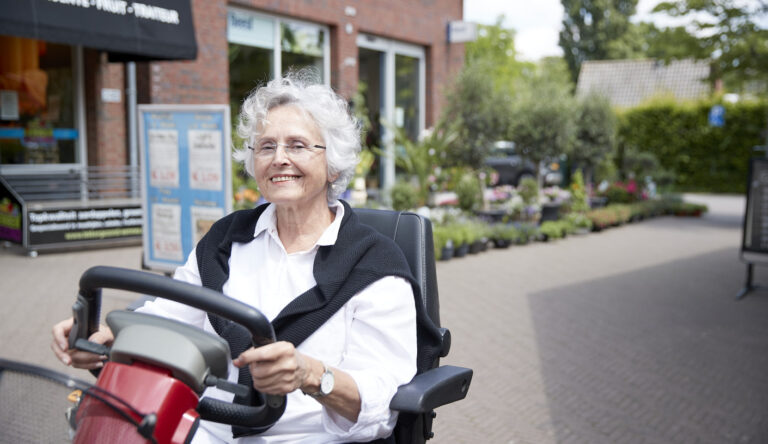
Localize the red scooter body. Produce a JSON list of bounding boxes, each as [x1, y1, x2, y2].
[[74, 361, 200, 444]]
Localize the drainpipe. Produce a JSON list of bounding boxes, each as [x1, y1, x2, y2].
[[127, 62, 138, 198]]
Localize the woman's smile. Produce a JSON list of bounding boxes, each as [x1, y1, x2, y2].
[[271, 175, 301, 183]]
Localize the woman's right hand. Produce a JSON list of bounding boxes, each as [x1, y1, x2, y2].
[[51, 317, 114, 370]]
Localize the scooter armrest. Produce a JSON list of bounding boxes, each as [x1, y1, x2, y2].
[[389, 365, 473, 413]]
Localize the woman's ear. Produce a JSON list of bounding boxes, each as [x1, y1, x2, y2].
[[328, 172, 340, 183]]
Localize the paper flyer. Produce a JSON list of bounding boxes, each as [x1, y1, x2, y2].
[[148, 129, 180, 188], [188, 129, 223, 190], [151, 203, 183, 261]]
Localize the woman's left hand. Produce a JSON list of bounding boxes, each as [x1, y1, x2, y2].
[[233, 341, 311, 395]]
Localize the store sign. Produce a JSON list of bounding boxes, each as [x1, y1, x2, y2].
[[447, 21, 477, 43], [26, 204, 142, 247], [139, 104, 232, 272], [227, 8, 274, 49]]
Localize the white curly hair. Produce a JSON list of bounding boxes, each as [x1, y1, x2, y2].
[[232, 70, 361, 202]]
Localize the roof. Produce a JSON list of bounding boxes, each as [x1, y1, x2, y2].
[[576, 59, 711, 108]]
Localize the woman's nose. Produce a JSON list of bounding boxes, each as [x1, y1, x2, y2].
[[271, 145, 291, 164]]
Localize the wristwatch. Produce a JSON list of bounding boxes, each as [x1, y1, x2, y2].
[[305, 362, 334, 398]]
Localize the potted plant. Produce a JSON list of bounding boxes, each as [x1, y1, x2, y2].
[[490, 224, 519, 248], [432, 225, 454, 261], [539, 221, 564, 242]]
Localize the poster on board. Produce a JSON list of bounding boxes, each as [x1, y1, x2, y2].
[[139, 105, 232, 273]]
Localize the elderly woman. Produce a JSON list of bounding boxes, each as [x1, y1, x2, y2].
[[51, 73, 439, 443]]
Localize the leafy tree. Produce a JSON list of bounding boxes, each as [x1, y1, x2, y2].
[[652, 0, 768, 92], [570, 92, 617, 184], [465, 15, 534, 93], [507, 74, 576, 170], [440, 62, 510, 169], [634, 22, 707, 62], [559, 0, 640, 82]]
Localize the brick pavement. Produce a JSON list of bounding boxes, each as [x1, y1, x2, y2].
[[1, 194, 766, 443], [432, 195, 768, 443]]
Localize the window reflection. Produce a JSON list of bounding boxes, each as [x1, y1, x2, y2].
[[281, 22, 324, 80], [0, 36, 75, 165]]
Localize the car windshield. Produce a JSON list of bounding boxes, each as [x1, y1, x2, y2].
[[490, 141, 516, 157]]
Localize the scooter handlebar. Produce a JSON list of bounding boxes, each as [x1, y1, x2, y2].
[[72, 265, 276, 348], [71, 265, 287, 430]]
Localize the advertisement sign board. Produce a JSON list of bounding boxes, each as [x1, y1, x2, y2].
[[26, 204, 142, 248], [139, 104, 232, 273]]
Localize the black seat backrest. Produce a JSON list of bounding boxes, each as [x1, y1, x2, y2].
[[353, 208, 441, 329]]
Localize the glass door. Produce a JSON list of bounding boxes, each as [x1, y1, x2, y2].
[[357, 34, 424, 195]]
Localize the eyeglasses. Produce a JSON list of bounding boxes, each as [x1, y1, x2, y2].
[[247, 141, 326, 158]]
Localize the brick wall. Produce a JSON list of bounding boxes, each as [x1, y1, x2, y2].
[[84, 50, 126, 168], [144, 0, 465, 127]]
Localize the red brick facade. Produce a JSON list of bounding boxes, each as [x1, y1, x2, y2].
[[84, 50, 127, 168], [88, 0, 464, 167]]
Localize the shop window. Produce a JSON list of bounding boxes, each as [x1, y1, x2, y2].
[[227, 8, 328, 130], [0, 36, 76, 165], [280, 21, 324, 78]]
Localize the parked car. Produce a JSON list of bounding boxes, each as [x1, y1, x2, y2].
[[485, 141, 563, 186]]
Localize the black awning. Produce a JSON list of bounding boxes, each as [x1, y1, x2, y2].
[[0, 0, 197, 61]]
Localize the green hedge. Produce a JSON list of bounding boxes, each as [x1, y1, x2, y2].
[[618, 99, 768, 193]]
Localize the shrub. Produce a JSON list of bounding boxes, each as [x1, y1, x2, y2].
[[618, 99, 768, 193], [390, 182, 418, 211], [455, 173, 484, 212]]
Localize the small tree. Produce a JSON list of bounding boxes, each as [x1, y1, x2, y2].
[[507, 75, 576, 175], [441, 62, 511, 169], [571, 92, 617, 184]]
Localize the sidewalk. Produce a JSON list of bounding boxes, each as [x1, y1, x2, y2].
[[1, 194, 766, 443]]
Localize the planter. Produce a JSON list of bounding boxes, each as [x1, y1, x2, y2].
[[454, 243, 469, 258], [440, 245, 454, 261], [493, 238, 512, 248], [541, 203, 562, 223], [469, 240, 484, 254]]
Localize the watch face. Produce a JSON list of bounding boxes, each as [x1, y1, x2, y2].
[[320, 370, 335, 395]]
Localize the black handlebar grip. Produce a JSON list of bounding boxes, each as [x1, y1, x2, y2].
[[197, 395, 286, 428]]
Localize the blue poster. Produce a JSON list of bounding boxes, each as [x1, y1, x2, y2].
[[139, 105, 232, 272]]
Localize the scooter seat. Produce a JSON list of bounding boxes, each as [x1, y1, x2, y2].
[[106, 310, 230, 394]]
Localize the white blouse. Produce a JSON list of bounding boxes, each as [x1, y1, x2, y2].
[[137, 201, 418, 443]]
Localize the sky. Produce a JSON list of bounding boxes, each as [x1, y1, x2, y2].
[[462, 0, 684, 61]]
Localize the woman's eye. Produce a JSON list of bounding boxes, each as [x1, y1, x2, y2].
[[260, 144, 277, 151], [290, 142, 307, 150]]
